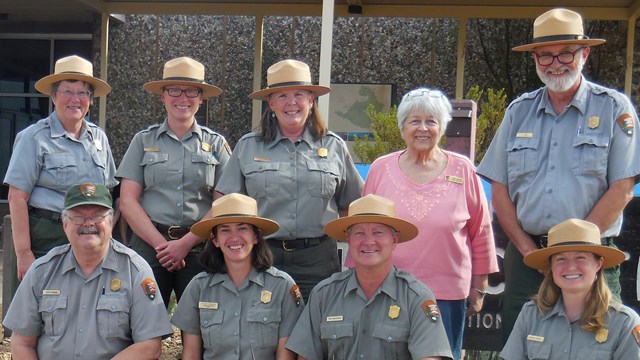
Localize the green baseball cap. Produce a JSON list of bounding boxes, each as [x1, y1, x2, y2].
[[64, 183, 113, 210]]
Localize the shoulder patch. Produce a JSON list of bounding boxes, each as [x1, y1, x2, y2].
[[422, 300, 440, 322], [141, 278, 157, 300], [632, 325, 640, 348], [617, 113, 634, 136], [223, 141, 232, 156], [290, 284, 302, 307]]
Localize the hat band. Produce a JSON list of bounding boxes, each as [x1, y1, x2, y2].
[[548, 240, 598, 248], [267, 81, 314, 89], [163, 76, 205, 83], [531, 34, 589, 44], [213, 213, 259, 219]]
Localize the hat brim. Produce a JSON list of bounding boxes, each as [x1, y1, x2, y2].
[[65, 200, 113, 211], [143, 80, 223, 99], [248, 84, 331, 101], [324, 215, 418, 243], [35, 73, 112, 97], [512, 38, 606, 52], [191, 215, 279, 238], [523, 244, 625, 270]]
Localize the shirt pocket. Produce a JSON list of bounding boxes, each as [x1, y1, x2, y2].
[[571, 134, 609, 177], [506, 137, 539, 181], [191, 153, 220, 190], [576, 347, 612, 360], [244, 162, 279, 199], [39, 295, 68, 337], [141, 152, 169, 186], [306, 160, 340, 198], [96, 295, 131, 339], [42, 153, 77, 189], [200, 309, 224, 354], [247, 307, 282, 350], [524, 341, 551, 360], [320, 322, 353, 358], [372, 323, 411, 359]]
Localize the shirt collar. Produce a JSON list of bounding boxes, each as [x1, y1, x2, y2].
[[59, 241, 116, 278], [539, 75, 588, 116], [157, 119, 201, 140], [346, 267, 398, 302], [49, 112, 91, 139], [265, 126, 314, 150]]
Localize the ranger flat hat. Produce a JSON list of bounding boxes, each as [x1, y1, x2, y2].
[[512, 8, 606, 52], [249, 59, 330, 101], [144, 57, 223, 99], [191, 193, 279, 237], [35, 55, 111, 97], [523, 219, 625, 270], [324, 194, 418, 243]]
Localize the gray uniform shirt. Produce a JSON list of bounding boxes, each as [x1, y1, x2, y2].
[[215, 127, 364, 239], [2, 239, 173, 359], [171, 267, 304, 360], [3, 112, 118, 211], [477, 78, 640, 236], [502, 300, 640, 360], [285, 267, 453, 360], [116, 120, 230, 225]]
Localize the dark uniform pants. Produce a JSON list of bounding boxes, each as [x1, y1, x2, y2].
[[130, 233, 205, 309], [268, 237, 340, 302]]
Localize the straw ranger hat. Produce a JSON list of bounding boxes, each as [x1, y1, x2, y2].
[[191, 193, 279, 237], [523, 219, 625, 270], [512, 8, 606, 52], [34, 55, 111, 97], [324, 194, 418, 243], [249, 59, 330, 101], [143, 57, 222, 99]]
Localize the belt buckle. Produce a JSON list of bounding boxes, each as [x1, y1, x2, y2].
[[167, 226, 181, 240], [282, 240, 295, 252]]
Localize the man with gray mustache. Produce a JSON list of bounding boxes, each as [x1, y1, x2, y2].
[[3, 183, 173, 359]]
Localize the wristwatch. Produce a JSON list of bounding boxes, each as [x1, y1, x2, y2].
[[473, 287, 489, 297]]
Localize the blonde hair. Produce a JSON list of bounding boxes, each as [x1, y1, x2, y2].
[[533, 256, 612, 333]]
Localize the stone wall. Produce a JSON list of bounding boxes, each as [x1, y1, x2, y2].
[[99, 14, 640, 162]]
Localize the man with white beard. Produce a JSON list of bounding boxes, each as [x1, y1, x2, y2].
[[477, 8, 640, 345]]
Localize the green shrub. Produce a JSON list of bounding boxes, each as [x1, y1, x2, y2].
[[352, 104, 404, 163], [466, 85, 507, 163]]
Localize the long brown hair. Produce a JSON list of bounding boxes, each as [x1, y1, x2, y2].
[[258, 100, 327, 141], [533, 255, 612, 333]]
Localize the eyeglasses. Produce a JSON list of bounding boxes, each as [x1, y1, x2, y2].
[[64, 213, 110, 225], [164, 88, 202, 98], [56, 90, 93, 100], [534, 47, 584, 66], [402, 89, 446, 102]]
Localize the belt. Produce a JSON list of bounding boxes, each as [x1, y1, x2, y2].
[[271, 236, 324, 251], [154, 223, 192, 240], [529, 234, 615, 248], [29, 207, 61, 223]]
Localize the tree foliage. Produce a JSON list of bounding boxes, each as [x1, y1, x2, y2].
[[466, 85, 507, 163], [352, 104, 404, 163]]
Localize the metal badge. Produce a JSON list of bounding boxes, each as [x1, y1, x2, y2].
[[317, 148, 328, 158], [388, 305, 400, 319], [261, 290, 272, 304], [110, 279, 121, 291], [595, 328, 608, 343], [94, 139, 103, 151], [201, 142, 211, 152], [588, 116, 600, 129]]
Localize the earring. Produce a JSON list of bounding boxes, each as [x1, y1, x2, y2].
[[270, 112, 276, 120]]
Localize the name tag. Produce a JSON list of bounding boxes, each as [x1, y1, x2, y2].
[[444, 175, 464, 184], [527, 335, 544, 342], [516, 132, 533, 138], [199, 302, 219, 310], [254, 157, 271, 162], [326, 315, 343, 322], [43, 290, 61, 296], [144, 147, 160, 152]]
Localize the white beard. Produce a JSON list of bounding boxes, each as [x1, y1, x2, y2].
[[536, 57, 584, 93]]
